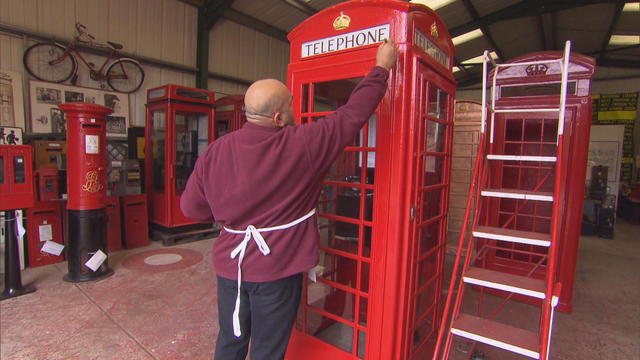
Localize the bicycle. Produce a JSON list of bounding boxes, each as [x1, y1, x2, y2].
[[23, 23, 145, 94]]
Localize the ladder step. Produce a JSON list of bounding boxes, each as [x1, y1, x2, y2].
[[487, 155, 557, 162], [473, 226, 551, 247], [463, 267, 546, 299], [451, 314, 540, 359], [492, 108, 560, 113], [481, 189, 554, 202]]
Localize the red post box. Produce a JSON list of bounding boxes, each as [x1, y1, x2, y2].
[[35, 167, 60, 202], [286, 2, 455, 359], [145, 85, 215, 232], [59, 103, 114, 282], [214, 94, 246, 137], [105, 196, 122, 252], [26, 201, 64, 267]]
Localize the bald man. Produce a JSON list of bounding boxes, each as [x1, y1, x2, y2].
[[181, 40, 397, 360]]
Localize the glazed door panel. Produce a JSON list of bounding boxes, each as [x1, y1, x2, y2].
[[406, 59, 454, 359], [288, 61, 384, 360]]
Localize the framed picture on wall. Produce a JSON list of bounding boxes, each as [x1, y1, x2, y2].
[[0, 126, 23, 145], [29, 80, 129, 138], [0, 70, 26, 131]]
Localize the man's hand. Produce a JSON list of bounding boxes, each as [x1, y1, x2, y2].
[[376, 39, 398, 71]]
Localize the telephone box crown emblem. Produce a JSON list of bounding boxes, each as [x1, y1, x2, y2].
[[526, 64, 549, 76], [333, 12, 351, 30], [430, 22, 439, 38]]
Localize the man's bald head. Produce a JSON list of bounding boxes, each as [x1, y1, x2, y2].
[[245, 79, 292, 121]]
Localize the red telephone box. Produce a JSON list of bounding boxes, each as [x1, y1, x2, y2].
[[286, 2, 455, 359], [145, 85, 215, 231], [479, 52, 595, 313], [214, 95, 246, 138]]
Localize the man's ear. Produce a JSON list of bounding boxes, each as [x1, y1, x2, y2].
[[273, 112, 283, 127]]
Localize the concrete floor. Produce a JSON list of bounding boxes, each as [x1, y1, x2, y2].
[[1, 219, 639, 360]]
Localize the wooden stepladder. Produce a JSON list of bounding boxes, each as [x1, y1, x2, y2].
[[434, 41, 574, 360]]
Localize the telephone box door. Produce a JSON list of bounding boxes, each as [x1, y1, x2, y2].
[[288, 60, 386, 360], [404, 59, 454, 359], [169, 103, 211, 226]]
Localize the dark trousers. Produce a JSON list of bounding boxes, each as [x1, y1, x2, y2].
[[214, 273, 303, 360]]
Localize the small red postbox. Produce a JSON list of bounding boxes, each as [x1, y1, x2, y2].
[[214, 95, 246, 137], [286, 1, 455, 359], [105, 196, 122, 252], [35, 167, 60, 202], [26, 201, 64, 267], [0, 145, 34, 211], [145, 85, 215, 231], [59, 103, 113, 282]]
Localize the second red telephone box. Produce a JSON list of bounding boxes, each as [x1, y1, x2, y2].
[[214, 95, 246, 138], [145, 85, 215, 231]]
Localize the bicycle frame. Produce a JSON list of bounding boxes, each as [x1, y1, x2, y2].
[[52, 39, 130, 82]]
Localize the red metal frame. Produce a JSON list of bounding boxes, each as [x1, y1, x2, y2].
[[434, 47, 595, 360], [481, 53, 594, 314], [144, 85, 215, 228], [285, 2, 455, 359]]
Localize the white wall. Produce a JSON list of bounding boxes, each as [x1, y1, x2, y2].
[[0, 0, 291, 128]]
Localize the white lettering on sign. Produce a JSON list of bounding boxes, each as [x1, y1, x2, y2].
[[414, 29, 450, 68], [302, 24, 390, 58]]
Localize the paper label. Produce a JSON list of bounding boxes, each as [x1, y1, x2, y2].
[[85, 135, 99, 154], [85, 250, 107, 272], [39, 224, 53, 242], [41, 241, 64, 256]]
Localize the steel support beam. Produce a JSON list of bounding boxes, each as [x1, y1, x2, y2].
[[196, 0, 235, 88], [598, 3, 625, 61], [450, 0, 629, 38], [283, 0, 317, 15], [223, 8, 289, 42], [460, 0, 505, 61]]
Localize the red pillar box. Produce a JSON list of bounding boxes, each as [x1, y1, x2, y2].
[[286, 2, 455, 359], [58, 103, 114, 282]]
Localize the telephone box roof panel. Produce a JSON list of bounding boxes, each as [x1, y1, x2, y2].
[[493, 52, 596, 81], [288, 0, 454, 67]]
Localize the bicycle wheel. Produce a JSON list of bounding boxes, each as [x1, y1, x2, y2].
[[107, 59, 145, 93], [23, 42, 76, 83]]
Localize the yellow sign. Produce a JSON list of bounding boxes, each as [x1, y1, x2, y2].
[[81, 170, 103, 193], [333, 12, 351, 31]]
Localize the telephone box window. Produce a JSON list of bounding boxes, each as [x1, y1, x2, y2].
[[151, 110, 166, 192]]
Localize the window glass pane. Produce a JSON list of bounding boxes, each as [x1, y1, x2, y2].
[[13, 156, 25, 183], [428, 86, 448, 119], [151, 110, 165, 192], [302, 83, 309, 113], [426, 120, 446, 153], [317, 250, 358, 287], [412, 310, 436, 351], [313, 77, 362, 112], [421, 188, 442, 220], [417, 252, 438, 287], [419, 220, 441, 255], [358, 330, 367, 359], [423, 156, 444, 186], [175, 112, 208, 192], [307, 281, 355, 321], [0, 156, 4, 184], [360, 262, 370, 293], [415, 282, 437, 319], [306, 310, 354, 353]]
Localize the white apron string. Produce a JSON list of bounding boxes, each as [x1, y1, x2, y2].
[[223, 209, 316, 337]]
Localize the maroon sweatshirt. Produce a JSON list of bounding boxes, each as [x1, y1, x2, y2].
[[180, 66, 389, 282]]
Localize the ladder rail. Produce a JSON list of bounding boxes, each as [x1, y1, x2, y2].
[[432, 131, 488, 359], [540, 40, 571, 360]]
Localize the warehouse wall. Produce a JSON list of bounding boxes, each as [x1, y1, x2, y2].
[[0, 0, 290, 128]]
